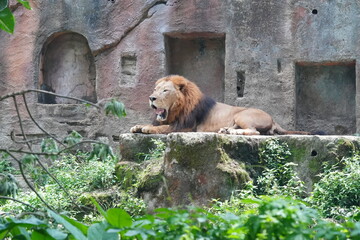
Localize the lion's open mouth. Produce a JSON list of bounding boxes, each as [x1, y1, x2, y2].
[[152, 104, 168, 121]]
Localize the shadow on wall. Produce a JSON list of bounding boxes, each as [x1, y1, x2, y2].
[[38, 32, 97, 104]]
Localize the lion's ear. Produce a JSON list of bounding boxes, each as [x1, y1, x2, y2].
[[178, 83, 185, 92]]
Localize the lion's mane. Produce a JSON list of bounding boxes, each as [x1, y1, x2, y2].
[[152, 75, 216, 131]]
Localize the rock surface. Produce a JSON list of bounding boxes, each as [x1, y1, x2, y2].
[[118, 133, 360, 209]]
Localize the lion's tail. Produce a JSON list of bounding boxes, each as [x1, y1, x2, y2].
[[273, 122, 311, 135]]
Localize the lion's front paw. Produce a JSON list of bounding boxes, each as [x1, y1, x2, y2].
[[130, 125, 145, 133], [218, 127, 229, 134], [141, 126, 155, 134]]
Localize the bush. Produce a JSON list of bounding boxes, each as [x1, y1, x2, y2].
[[256, 139, 306, 198], [0, 151, 119, 214], [310, 154, 360, 219], [1, 197, 359, 240]]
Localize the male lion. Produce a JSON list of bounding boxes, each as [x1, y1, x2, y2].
[[130, 75, 309, 135]]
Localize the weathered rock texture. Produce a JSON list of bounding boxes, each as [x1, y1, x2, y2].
[[1, 0, 360, 148], [117, 133, 360, 209]]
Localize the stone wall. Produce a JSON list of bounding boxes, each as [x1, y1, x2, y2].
[[1, 0, 360, 146]]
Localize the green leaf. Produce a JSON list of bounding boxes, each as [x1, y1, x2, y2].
[[88, 222, 119, 240], [90, 200, 132, 228], [41, 138, 59, 159], [31, 229, 54, 240], [91, 198, 107, 218], [21, 154, 38, 164], [48, 210, 87, 240], [104, 99, 126, 119], [0, 0, 8, 11], [63, 131, 83, 147], [46, 229, 68, 240], [16, 0, 31, 10], [10, 226, 30, 240], [0, 7, 15, 33], [88, 144, 114, 161], [10, 216, 47, 228], [106, 208, 132, 228], [61, 216, 88, 236]]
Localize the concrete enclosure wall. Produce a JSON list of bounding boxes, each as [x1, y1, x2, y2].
[[1, 0, 360, 146]]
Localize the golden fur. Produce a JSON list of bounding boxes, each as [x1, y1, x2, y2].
[[130, 75, 309, 135]]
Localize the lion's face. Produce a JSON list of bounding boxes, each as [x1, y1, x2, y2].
[[149, 79, 181, 122]]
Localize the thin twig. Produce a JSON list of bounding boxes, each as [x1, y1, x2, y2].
[[6, 151, 55, 212], [0, 89, 100, 109], [0, 140, 108, 156], [0, 196, 38, 210], [12, 95, 85, 211], [22, 94, 65, 146], [13, 96, 32, 151]]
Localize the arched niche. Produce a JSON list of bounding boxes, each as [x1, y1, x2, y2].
[[39, 32, 97, 104]]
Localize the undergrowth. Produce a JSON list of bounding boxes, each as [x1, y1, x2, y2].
[[0, 151, 145, 218], [1, 137, 360, 239], [310, 154, 360, 220]]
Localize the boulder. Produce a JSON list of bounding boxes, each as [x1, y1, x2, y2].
[[117, 133, 360, 209]]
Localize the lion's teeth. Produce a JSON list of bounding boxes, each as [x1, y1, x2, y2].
[[156, 108, 165, 115]]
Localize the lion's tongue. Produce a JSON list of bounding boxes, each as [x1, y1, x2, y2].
[[155, 108, 165, 115]]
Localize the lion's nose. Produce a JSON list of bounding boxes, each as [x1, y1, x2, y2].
[[149, 96, 157, 102]]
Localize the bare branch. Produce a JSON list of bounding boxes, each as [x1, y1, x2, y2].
[[22, 94, 65, 146], [0, 89, 100, 109], [0, 140, 108, 156], [13, 96, 32, 151], [5, 151, 55, 212], [0, 196, 38, 211]]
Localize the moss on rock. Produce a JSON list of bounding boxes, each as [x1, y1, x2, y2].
[[136, 158, 164, 192]]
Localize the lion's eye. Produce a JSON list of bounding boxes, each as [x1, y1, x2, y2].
[[163, 90, 168, 93]]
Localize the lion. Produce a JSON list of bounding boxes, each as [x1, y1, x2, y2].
[[130, 75, 310, 135]]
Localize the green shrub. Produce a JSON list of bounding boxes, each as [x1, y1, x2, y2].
[[137, 138, 166, 161], [256, 139, 306, 198], [0, 151, 119, 214], [1, 197, 358, 240], [243, 197, 352, 240], [0, 152, 16, 173], [310, 154, 360, 219]]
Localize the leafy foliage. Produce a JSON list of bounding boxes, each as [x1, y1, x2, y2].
[[256, 139, 306, 198], [1, 152, 118, 214], [63, 130, 83, 146], [105, 99, 127, 119], [0, 152, 15, 173], [0, 0, 31, 34], [41, 138, 59, 160], [88, 143, 115, 162], [137, 138, 166, 161], [1, 197, 359, 240], [310, 154, 360, 219], [243, 197, 351, 240], [0, 173, 18, 198]]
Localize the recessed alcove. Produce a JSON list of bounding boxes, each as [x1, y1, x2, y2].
[[165, 33, 225, 102], [237, 71, 245, 98], [39, 32, 96, 104], [120, 54, 137, 86], [295, 61, 356, 134]]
